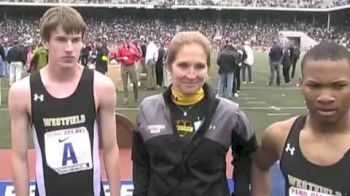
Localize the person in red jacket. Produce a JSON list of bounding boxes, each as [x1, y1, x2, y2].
[[116, 35, 141, 104]]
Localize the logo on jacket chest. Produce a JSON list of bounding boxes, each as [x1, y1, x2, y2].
[[147, 124, 166, 134]]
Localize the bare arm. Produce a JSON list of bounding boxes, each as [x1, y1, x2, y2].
[[251, 119, 292, 196], [95, 73, 120, 196], [9, 79, 30, 196]]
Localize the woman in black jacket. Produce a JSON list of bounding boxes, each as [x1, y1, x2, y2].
[[132, 31, 258, 196]]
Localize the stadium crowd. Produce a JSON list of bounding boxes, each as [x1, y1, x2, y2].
[[327, 0, 350, 7], [242, 0, 324, 8], [0, 16, 348, 49], [0, 0, 333, 8]]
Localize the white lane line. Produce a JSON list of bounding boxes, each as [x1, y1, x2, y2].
[[239, 97, 257, 100], [246, 101, 267, 104], [267, 113, 292, 116], [0, 106, 308, 112], [270, 106, 281, 111]]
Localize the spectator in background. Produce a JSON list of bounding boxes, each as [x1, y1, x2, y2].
[[80, 43, 90, 67], [7, 40, 26, 85], [234, 44, 244, 98], [162, 38, 172, 88], [0, 42, 5, 77], [139, 35, 147, 75], [132, 38, 143, 87], [3, 41, 12, 77], [281, 47, 292, 85], [290, 44, 300, 79], [268, 40, 283, 86], [116, 34, 141, 104], [30, 42, 48, 73], [95, 39, 109, 74], [24, 44, 35, 73], [145, 37, 158, 90], [242, 40, 254, 84], [217, 39, 238, 99], [156, 43, 165, 88]]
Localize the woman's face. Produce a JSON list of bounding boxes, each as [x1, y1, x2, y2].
[[170, 43, 208, 96]]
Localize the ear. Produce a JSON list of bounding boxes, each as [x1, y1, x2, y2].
[[205, 72, 209, 81], [42, 40, 48, 50], [298, 76, 303, 88], [165, 63, 172, 73]]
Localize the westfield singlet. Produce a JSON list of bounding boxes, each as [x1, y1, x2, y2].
[[280, 115, 350, 196], [30, 68, 104, 196]]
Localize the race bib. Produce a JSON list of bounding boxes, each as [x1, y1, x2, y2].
[[289, 187, 334, 196], [44, 127, 93, 175]]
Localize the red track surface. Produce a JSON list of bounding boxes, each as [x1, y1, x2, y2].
[[0, 149, 233, 180]]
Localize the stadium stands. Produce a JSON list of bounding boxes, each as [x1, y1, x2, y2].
[[243, 0, 324, 8], [327, 0, 350, 7], [0, 14, 349, 49], [1, 0, 344, 8]]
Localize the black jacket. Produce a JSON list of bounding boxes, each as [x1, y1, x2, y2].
[[156, 46, 165, 67], [132, 84, 257, 196], [0, 45, 5, 61], [95, 46, 109, 74], [217, 46, 239, 74], [7, 45, 25, 64], [282, 50, 292, 67], [269, 44, 283, 63]]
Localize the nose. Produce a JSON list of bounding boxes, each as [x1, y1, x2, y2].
[[316, 90, 335, 104], [65, 40, 73, 52], [185, 67, 197, 80]]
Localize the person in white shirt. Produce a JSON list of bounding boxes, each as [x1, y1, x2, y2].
[[242, 41, 254, 84], [145, 37, 159, 90]]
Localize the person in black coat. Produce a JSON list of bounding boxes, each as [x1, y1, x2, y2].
[[0, 43, 5, 76], [95, 40, 109, 74], [289, 45, 300, 79], [268, 40, 283, 86], [282, 47, 292, 85], [80, 44, 90, 67], [155, 43, 165, 87], [217, 40, 239, 99]]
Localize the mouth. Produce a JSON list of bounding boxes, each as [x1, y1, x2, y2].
[[316, 108, 337, 117], [62, 56, 75, 59], [62, 57, 75, 62]]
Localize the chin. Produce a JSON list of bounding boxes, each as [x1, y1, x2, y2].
[[61, 62, 77, 68], [314, 113, 339, 125], [181, 87, 200, 95]]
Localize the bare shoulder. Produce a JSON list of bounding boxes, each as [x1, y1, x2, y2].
[[9, 76, 30, 94], [93, 71, 116, 107], [93, 71, 116, 93], [8, 76, 31, 111], [262, 116, 298, 156]]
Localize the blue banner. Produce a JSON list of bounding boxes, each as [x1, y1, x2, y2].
[[0, 180, 232, 196], [0, 164, 284, 195]]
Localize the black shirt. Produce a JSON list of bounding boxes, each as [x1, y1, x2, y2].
[[280, 115, 350, 196], [30, 69, 104, 196]]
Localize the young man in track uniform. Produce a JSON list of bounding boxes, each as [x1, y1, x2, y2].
[[251, 42, 350, 196], [9, 6, 120, 196]]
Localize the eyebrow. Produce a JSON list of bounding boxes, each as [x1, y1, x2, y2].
[[54, 35, 82, 39], [305, 79, 349, 84], [176, 61, 206, 65]]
